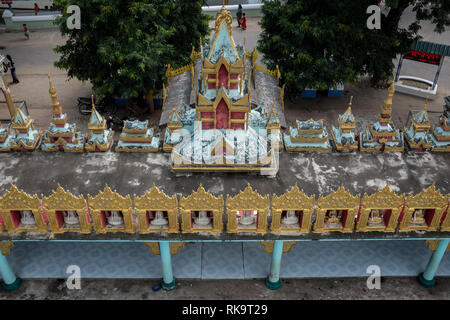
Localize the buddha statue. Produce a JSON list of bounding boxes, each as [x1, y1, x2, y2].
[[63, 210, 80, 227], [151, 211, 169, 227], [326, 210, 341, 224], [369, 209, 383, 223], [20, 210, 36, 226], [239, 210, 255, 226], [412, 209, 425, 223], [194, 211, 211, 227], [282, 210, 299, 225], [107, 210, 124, 226]]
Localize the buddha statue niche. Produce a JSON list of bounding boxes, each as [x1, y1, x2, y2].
[[106, 210, 124, 227], [63, 210, 80, 228], [282, 210, 299, 226], [194, 211, 212, 228], [150, 211, 169, 227], [412, 209, 426, 224], [20, 210, 36, 226], [239, 210, 256, 226], [325, 210, 342, 225], [369, 209, 384, 224]]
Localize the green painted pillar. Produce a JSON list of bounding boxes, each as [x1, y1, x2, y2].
[[0, 251, 21, 291], [159, 241, 176, 290], [418, 239, 450, 288], [266, 240, 283, 290]]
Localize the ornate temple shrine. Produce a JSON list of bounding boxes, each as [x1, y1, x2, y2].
[[0, 108, 42, 152], [430, 96, 450, 152], [160, 7, 285, 172], [115, 119, 160, 152], [360, 81, 404, 152], [84, 97, 113, 152], [404, 102, 433, 151], [331, 97, 358, 152], [284, 119, 332, 152], [41, 75, 86, 152]]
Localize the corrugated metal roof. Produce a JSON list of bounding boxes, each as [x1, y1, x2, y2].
[[411, 41, 450, 57]]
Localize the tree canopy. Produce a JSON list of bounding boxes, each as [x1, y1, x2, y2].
[[53, 0, 209, 99], [258, 0, 449, 94]]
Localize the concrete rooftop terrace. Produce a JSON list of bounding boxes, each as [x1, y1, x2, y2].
[[0, 150, 449, 241]]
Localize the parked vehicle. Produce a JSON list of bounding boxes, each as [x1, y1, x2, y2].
[[77, 96, 118, 116]]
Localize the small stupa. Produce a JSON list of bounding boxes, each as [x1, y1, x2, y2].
[[115, 119, 160, 152], [331, 96, 358, 152], [404, 99, 433, 151], [41, 74, 86, 152], [283, 119, 332, 152], [430, 96, 450, 152], [359, 80, 404, 152], [84, 96, 113, 152], [4, 107, 42, 152]]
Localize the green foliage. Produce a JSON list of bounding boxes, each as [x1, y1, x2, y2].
[[258, 0, 449, 92], [53, 0, 209, 98]]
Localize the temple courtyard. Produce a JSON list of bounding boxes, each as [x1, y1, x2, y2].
[[0, 7, 449, 300]]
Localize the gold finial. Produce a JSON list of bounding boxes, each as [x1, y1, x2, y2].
[[243, 34, 247, 51], [222, 0, 228, 7], [48, 73, 61, 115], [348, 96, 353, 108], [424, 96, 428, 110], [91, 95, 95, 108]]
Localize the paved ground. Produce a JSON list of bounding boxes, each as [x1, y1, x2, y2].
[[1, 277, 449, 300]]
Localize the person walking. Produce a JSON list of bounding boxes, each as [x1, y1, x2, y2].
[[241, 13, 247, 30], [236, 4, 243, 28], [5, 55, 19, 84], [34, 3, 40, 15], [23, 24, 30, 40]]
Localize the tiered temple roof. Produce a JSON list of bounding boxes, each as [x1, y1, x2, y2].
[[41, 75, 85, 152], [84, 97, 113, 152], [284, 119, 332, 152], [115, 119, 159, 152], [331, 96, 358, 152], [404, 100, 433, 151], [161, 7, 283, 172], [430, 96, 450, 152], [359, 80, 404, 152], [0, 107, 42, 152]]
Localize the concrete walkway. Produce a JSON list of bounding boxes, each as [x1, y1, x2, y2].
[[1, 277, 449, 300]]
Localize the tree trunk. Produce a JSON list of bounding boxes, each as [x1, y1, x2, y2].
[[147, 89, 154, 114]]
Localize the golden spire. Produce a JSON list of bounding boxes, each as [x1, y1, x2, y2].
[[48, 73, 62, 115], [424, 96, 428, 110], [348, 96, 353, 108], [91, 94, 95, 108], [383, 79, 395, 110]]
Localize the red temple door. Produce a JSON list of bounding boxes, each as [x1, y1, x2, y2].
[[218, 64, 228, 89], [216, 99, 229, 129]]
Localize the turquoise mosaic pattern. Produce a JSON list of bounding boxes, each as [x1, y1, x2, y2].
[[2, 241, 450, 279]]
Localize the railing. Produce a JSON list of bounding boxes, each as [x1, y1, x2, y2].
[[254, 63, 281, 79]]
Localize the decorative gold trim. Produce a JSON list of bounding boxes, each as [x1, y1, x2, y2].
[[42, 185, 91, 234], [0, 185, 47, 233], [425, 240, 450, 252], [144, 242, 186, 255], [399, 183, 447, 232], [271, 184, 314, 234], [259, 241, 299, 254], [356, 184, 404, 232], [134, 185, 179, 234], [226, 184, 269, 234], [87, 185, 134, 234], [180, 184, 224, 234], [313, 185, 359, 233], [0, 241, 14, 255]]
